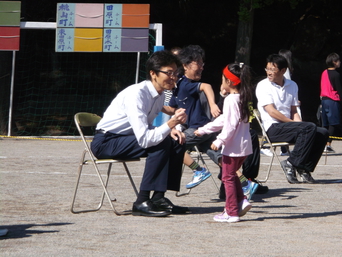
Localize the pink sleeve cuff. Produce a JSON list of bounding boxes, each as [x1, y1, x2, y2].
[[197, 128, 206, 136]]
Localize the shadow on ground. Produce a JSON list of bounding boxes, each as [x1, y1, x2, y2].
[[0, 223, 72, 240], [252, 211, 342, 221]]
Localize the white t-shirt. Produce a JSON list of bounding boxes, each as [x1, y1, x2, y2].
[[284, 68, 291, 80], [256, 77, 300, 131], [284, 68, 302, 118]]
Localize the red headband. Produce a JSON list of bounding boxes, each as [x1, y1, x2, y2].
[[223, 66, 241, 86]]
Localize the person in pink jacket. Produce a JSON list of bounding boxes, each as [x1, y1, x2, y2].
[[194, 63, 253, 223]]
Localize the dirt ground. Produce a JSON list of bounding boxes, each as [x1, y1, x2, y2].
[[0, 137, 341, 256]]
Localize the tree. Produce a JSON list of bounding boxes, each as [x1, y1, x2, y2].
[[235, 0, 303, 65]]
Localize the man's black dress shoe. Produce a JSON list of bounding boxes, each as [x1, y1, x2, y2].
[[132, 200, 171, 217], [152, 197, 190, 214]]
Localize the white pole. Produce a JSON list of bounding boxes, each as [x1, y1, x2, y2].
[[149, 23, 162, 46], [8, 51, 16, 137], [135, 52, 140, 84]]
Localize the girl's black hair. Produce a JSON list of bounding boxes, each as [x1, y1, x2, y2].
[[225, 63, 253, 122]]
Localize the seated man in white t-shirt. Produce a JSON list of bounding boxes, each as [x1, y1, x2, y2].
[[256, 54, 328, 184]]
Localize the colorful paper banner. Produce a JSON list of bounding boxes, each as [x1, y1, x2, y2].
[[0, 1, 21, 51], [0, 27, 20, 50], [0, 1, 21, 26], [56, 3, 150, 53], [103, 28, 148, 52]]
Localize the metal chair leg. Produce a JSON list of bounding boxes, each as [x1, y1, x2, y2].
[[176, 147, 219, 197], [324, 151, 328, 165], [71, 152, 128, 215], [71, 151, 103, 214], [122, 162, 138, 197], [97, 163, 114, 210], [258, 146, 282, 183], [196, 147, 219, 193], [176, 162, 192, 197]]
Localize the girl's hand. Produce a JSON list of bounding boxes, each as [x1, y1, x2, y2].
[[194, 130, 202, 137], [211, 143, 219, 151], [220, 86, 228, 97]]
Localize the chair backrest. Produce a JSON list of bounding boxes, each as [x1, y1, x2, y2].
[[253, 109, 272, 147], [75, 112, 102, 128], [253, 109, 291, 149], [74, 112, 102, 160]]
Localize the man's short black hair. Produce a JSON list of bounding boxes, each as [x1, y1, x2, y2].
[[178, 45, 205, 66], [146, 50, 181, 80], [176, 45, 205, 76], [266, 54, 288, 71]]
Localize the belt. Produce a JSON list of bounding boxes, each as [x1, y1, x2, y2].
[[95, 129, 106, 134]]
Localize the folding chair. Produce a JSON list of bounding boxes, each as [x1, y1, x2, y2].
[[317, 105, 329, 165], [175, 146, 220, 197], [71, 112, 140, 215], [253, 109, 293, 183]]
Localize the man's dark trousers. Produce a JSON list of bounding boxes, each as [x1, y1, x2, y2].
[[91, 132, 186, 192], [267, 122, 328, 172]]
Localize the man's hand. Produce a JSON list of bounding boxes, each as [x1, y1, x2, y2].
[[167, 108, 187, 129], [200, 82, 221, 118], [174, 108, 187, 124], [170, 129, 186, 144], [210, 103, 221, 118]]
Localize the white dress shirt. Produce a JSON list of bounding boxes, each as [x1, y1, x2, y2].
[[96, 80, 171, 148]]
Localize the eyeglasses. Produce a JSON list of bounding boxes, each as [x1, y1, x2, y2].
[[264, 68, 279, 73], [157, 70, 179, 78]]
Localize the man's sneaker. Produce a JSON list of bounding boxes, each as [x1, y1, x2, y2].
[[297, 169, 316, 183], [0, 229, 8, 237], [242, 180, 259, 200], [324, 145, 335, 153], [280, 151, 290, 156], [280, 160, 299, 184], [186, 168, 211, 189], [213, 209, 240, 223], [260, 148, 273, 157], [238, 199, 252, 217], [251, 179, 269, 194]]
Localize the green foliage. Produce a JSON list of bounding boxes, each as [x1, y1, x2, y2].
[[238, 0, 304, 21]]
